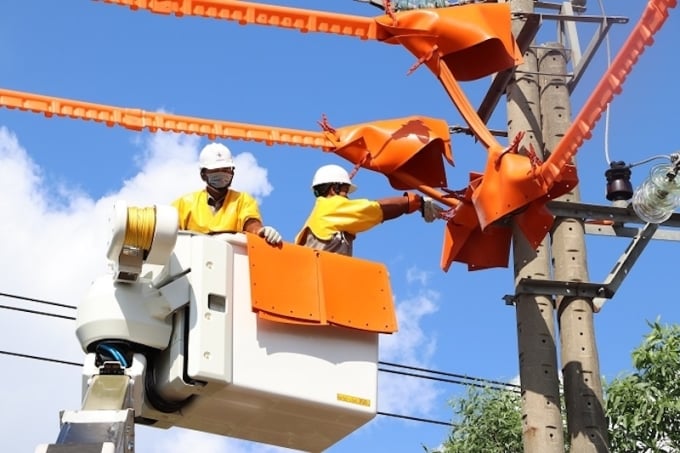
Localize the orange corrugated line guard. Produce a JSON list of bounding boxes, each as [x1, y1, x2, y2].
[[0, 0, 676, 273]]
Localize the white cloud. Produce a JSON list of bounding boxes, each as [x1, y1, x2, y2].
[[378, 284, 441, 417], [116, 132, 201, 205], [109, 132, 272, 207], [232, 152, 273, 201], [0, 127, 441, 452], [405, 266, 430, 286], [0, 129, 280, 453], [381, 289, 439, 365]]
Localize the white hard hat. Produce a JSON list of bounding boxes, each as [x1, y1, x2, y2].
[[199, 143, 235, 170], [311, 164, 357, 193]]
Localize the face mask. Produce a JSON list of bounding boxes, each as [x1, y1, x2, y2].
[[206, 171, 233, 189]]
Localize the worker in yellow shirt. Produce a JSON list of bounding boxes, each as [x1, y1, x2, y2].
[[172, 142, 282, 245], [295, 164, 442, 256]]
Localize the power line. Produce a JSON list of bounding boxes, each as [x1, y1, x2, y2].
[[0, 291, 516, 428], [0, 291, 519, 392], [0, 304, 75, 321], [0, 350, 81, 367], [0, 291, 77, 310], [378, 367, 519, 393], [377, 411, 452, 427], [380, 360, 520, 391], [0, 349, 454, 427]]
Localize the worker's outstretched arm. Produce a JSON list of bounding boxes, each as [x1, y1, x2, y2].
[[378, 193, 442, 222]]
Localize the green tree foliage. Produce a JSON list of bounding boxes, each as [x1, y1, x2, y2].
[[606, 321, 680, 452], [429, 322, 680, 453], [427, 386, 523, 453]]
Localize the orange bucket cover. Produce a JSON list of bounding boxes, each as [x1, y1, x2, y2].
[[247, 234, 398, 334]]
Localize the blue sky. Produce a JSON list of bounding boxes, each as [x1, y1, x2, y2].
[[0, 1, 679, 452]]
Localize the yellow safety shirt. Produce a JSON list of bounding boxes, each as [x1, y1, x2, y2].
[[172, 189, 262, 234], [295, 196, 383, 254]]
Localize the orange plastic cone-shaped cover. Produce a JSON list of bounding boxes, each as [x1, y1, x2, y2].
[[375, 3, 522, 81], [471, 145, 547, 230], [440, 172, 513, 271], [332, 116, 453, 190]]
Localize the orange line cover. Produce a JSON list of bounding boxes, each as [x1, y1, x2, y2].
[[0, 87, 332, 149]]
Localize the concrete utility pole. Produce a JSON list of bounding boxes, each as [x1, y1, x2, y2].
[[539, 43, 609, 452], [506, 1, 565, 452], [506, 1, 613, 450]]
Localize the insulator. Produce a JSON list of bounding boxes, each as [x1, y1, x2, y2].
[[632, 164, 680, 223], [393, 0, 449, 11], [604, 161, 633, 201]]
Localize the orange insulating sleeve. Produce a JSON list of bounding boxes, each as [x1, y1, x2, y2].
[[390, 170, 459, 209], [0, 87, 334, 149], [97, 0, 380, 40], [541, 0, 677, 188], [403, 192, 422, 214]]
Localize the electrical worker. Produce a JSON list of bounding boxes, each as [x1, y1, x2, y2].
[[295, 164, 442, 256], [172, 142, 283, 245]]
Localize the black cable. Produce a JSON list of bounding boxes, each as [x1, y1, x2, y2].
[[379, 367, 519, 393], [0, 291, 77, 310], [0, 304, 75, 321], [0, 350, 453, 427], [377, 411, 452, 427], [0, 350, 81, 367], [144, 351, 195, 413], [379, 360, 520, 390], [0, 292, 519, 394]]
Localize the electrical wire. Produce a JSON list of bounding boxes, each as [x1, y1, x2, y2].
[[380, 360, 520, 390], [0, 291, 521, 428], [377, 411, 452, 426], [628, 154, 673, 169], [0, 350, 81, 367], [0, 291, 76, 310], [0, 304, 75, 321], [96, 343, 129, 368], [378, 367, 519, 393], [0, 291, 520, 391], [0, 349, 455, 427]]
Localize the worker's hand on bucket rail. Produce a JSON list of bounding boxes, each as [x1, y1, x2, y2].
[[258, 226, 283, 245]]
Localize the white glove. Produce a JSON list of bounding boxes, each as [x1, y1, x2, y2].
[[258, 226, 282, 245], [421, 196, 444, 223]]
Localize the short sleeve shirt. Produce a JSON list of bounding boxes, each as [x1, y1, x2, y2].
[[295, 195, 383, 244], [172, 189, 262, 234]]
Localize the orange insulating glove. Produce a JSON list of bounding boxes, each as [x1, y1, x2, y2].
[[404, 192, 423, 214]]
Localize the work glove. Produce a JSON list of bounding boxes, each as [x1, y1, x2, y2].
[[403, 192, 443, 222], [258, 226, 283, 245], [420, 196, 444, 223]]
